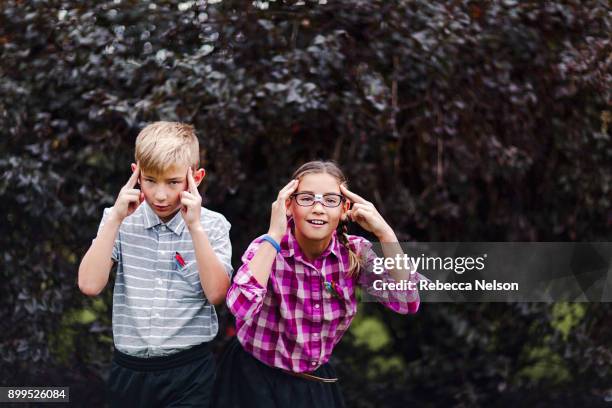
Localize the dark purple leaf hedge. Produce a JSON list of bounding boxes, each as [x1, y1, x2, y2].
[[1, 1, 610, 406]]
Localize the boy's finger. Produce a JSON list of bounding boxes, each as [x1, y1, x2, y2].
[[183, 191, 202, 203], [123, 190, 140, 200], [340, 184, 367, 204], [126, 163, 140, 188], [187, 167, 198, 194], [181, 195, 196, 204]]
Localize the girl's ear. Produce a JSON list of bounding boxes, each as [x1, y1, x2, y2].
[[340, 199, 352, 222], [285, 198, 293, 216], [341, 199, 351, 217]]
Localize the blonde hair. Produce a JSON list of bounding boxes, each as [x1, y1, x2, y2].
[[134, 121, 200, 175], [291, 160, 363, 277]]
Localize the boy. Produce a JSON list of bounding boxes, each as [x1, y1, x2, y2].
[[78, 121, 232, 407]]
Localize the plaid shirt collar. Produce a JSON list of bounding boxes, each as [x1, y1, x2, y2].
[[141, 201, 186, 236], [280, 218, 342, 261]]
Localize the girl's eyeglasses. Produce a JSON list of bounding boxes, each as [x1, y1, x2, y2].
[[290, 193, 345, 208]]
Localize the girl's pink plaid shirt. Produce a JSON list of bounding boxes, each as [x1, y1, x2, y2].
[[226, 223, 421, 373]]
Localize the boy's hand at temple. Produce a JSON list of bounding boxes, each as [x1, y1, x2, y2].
[[340, 184, 397, 243], [180, 166, 230, 304], [79, 165, 145, 296], [109, 163, 145, 223], [180, 167, 203, 230]]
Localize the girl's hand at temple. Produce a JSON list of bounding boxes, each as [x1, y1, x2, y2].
[[340, 183, 397, 242], [267, 179, 299, 242]]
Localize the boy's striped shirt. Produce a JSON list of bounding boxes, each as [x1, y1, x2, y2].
[[95, 201, 232, 357]]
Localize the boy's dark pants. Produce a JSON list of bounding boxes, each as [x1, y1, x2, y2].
[[107, 342, 214, 408]]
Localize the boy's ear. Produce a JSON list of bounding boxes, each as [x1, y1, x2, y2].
[[195, 168, 205, 185]]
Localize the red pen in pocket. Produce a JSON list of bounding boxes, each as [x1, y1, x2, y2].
[[175, 252, 186, 269]]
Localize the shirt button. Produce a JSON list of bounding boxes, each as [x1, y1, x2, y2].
[[311, 361, 317, 366], [313, 333, 319, 338], [154, 313, 160, 318], [161, 226, 167, 231], [157, 278, 163, 285], [314, 304, 320, 309]]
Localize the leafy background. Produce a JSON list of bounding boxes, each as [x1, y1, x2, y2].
[[1, 0, 610, 406]]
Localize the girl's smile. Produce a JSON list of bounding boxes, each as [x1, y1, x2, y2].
[[306, 218, 328, 227]]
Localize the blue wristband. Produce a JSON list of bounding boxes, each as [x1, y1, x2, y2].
[[262, 234, 281, 253]]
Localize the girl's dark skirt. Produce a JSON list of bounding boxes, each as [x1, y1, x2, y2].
[[211, 337, 345, 408]]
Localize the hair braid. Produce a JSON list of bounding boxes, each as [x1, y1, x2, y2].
[[336, 218, 362, 277]]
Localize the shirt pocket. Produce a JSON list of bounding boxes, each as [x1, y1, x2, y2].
[[173, 260, 206, 303]]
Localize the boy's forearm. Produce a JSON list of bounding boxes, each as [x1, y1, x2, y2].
[[188, 225, 231, 305], [78, 212, 121, 296]]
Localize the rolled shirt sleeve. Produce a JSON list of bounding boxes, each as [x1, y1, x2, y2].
[[94, 207, 120, 262], [226, 238, 268, 322], [353, 236, 425, 315], [205, 213, 234, 279]]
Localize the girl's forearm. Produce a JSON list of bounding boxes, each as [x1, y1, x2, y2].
[[248, 241, 279, 287], [377, 229, 414, 281]]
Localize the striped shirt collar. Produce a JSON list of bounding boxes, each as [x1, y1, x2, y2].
[[280, 218, 341, 261], [142, 201, 186, 236]]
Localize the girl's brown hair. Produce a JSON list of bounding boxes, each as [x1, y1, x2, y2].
[[291, 160, 363, 277]]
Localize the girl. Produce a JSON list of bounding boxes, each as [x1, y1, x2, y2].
[[212, 161, 423, 408]]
